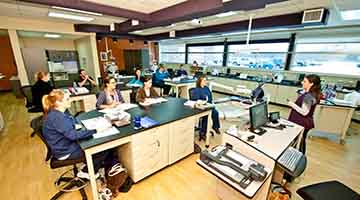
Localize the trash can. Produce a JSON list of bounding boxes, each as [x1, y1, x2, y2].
[[10, 76, 23, 98]]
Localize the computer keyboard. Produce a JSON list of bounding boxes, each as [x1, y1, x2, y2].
[[278, 147, 303, 172]]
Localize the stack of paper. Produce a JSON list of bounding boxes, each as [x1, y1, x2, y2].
[[99, 104, 138, 114], [184, 100, 197, 107], [93, 127, 119, 139], [81, 117, 112, 130]]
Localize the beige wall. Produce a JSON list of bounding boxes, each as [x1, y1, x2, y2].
[[75, 36, 95, 78], [0, 16, 89, 36], [19, 37, 76, 50]]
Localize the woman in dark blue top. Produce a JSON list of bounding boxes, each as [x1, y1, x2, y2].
[[42, 89, 110, 178], [191, 75, 220, 140]]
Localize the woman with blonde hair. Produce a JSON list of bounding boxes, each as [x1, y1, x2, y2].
[[42, 89, 110, 179]]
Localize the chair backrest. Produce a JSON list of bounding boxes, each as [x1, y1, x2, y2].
[[30, 116, 52, 162], [188, 87, 196, 100], [21, 85, 33, 108]]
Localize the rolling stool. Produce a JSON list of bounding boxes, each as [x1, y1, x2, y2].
[[297, 180, 360, 200]]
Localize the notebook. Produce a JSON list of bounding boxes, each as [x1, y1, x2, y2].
[[140, 117, 159, 128]]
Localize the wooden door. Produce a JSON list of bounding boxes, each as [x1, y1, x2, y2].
[[0, 36, 18, 90]]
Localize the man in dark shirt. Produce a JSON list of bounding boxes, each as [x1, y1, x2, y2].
[[77, 69, 97, 91]]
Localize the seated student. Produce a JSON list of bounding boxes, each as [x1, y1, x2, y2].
[[77, 69, 97, 91], [128, 67, 144, 86], [153, 65, 171, 95], [96, 77, 125, 109], [136, 75, 159, 104], [176, 64, 188, 77], [42, 89, 111, 179], [32, 71, 53, 112], [191, 75, 220, 140]]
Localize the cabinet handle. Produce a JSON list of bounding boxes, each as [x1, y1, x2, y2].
[[156, 140, 160, 147]]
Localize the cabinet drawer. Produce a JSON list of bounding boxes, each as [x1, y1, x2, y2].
[[131, 127, 159, 146]]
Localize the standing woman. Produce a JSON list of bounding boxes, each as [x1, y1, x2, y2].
[[288, 74, 321, 154], [32, 71, 53, 111], [191, 75, 220, 141], [96, 77, 125, 109]]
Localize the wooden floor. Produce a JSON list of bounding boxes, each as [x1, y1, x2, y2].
[[0, 92, 359, 200]]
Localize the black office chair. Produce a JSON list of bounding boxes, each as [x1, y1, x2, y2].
[[30, 117, 88, 200], [20, 85, 43, 113], [20, 85, 33, 108], [297, 180, 360, 200]]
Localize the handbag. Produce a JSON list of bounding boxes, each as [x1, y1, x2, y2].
[[106, 163, 128, 197]]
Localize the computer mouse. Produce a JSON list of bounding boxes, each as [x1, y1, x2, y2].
[[247, 135, 255, 141]]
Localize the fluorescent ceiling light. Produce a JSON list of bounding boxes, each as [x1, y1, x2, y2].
[[216, 11, 236, 17], [48, 12, 94, 22], [133, 30, 143, 33], [44, 33, 61, 38], [341, 9, 360, 21], [167, 24, 176, 28], [51, 6, 103, 16]]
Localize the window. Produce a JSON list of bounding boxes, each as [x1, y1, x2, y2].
[[227, 43, 289, 70], [187, 45, 224, 66], [291, 43, 360, 76], [159, 43, 185, 63]]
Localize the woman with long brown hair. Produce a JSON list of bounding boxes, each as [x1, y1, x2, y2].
[[191, 75, 220, 141], [288, 74, 321, 154], [42, 89, 109, 179]]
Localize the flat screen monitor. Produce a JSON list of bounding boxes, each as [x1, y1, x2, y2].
[[249, 101, 268, 135]]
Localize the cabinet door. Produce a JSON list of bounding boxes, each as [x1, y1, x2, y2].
[[168, 117, 195, 164], [128, 126, 169, 182]]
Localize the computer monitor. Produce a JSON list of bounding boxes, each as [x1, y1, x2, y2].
[[251, 83, 265, 102], [249, 101, 268, 135]]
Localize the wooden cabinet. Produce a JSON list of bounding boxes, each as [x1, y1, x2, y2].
[[169, 117, 195, 164], [119, 126, 169, 182]]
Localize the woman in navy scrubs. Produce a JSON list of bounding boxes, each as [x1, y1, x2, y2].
[[191, 75, 220, 141], [288, 74, 321, 154]]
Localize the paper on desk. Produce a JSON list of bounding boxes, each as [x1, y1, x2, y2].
[[81, 117, 112, 130], [184, 100, 196, 107], [144, 98, 168, 105], [93, 127, 119, 139], [99, 104, 138, 114]]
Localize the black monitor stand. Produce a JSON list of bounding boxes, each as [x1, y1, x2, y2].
[[249, 127, 267, 135]]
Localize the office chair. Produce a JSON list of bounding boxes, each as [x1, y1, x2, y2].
[[20, 85, 43, 113], [296, 180, 360, 200], [188, 88, 215, 139], [20, 85, 33, 108], [30, 117, 88, 200]]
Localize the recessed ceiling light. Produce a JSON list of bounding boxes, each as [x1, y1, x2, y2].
[[341, 9, 360, 21], [44, 33, 61, 38], [216, 11, 236, 17], [51, 6, 103, 16], [48, 12, 94, 22]]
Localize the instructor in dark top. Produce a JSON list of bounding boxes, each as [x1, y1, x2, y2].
[[288, 74, 321, 154]]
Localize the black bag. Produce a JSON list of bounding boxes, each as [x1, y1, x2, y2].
[[119, 176, 133, 193]]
